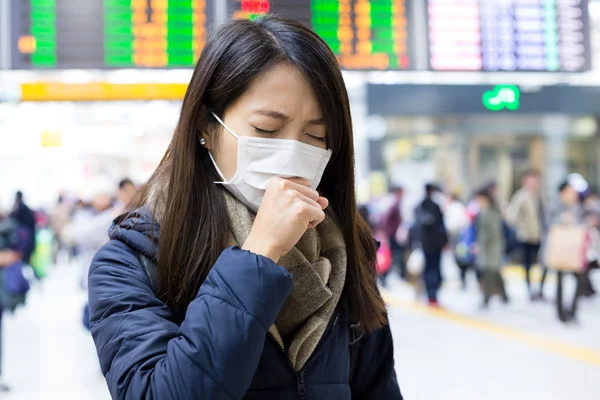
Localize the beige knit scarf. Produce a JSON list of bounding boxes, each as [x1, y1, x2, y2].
[[223, 191, 347, 370]]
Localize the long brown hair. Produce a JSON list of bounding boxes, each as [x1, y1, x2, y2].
[[130, 16, 387, 331]]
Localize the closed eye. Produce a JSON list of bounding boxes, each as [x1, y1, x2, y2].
[[307, 134, 326, 142], [253, 127, 279, 135]]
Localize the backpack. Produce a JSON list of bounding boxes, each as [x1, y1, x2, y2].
[[137, 254, 364, 383]]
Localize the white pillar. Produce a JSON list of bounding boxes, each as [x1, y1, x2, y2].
[[345, 72, 370, 202], [0, 0, 11, 70], [215, 0, 228, 24]]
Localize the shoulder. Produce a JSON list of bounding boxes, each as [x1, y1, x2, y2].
[[512, 189, 526, 201]]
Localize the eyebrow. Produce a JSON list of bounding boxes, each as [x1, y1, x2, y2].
[[253, 110, 325, 125]]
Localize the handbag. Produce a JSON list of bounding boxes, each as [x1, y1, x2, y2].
[[407, 247, 425, 275], [375, 235, 392, 276], [4, 261, 30, 294], [544, 225, 589, 272]]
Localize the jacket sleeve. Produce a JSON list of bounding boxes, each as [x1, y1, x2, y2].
[[351, 322, 403, 400], [88, 241, 294, 400]]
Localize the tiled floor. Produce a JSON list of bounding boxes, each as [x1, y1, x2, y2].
[[1, 260, 598, 399]]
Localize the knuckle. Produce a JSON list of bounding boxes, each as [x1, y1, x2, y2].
[[286, 189, 299, 203], [317, 210, 326, 221], [294, 202, 308, 216], [279, 178, 290, 190]]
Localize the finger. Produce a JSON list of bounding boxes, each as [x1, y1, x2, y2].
[[316, 196, 329, 210], [284, 177, 311, 187], [294, 191, 322, 210], [305, 204, 326, 226], [295, 200, 325, 228], [307, 212, 326, 229], [280, 179, 320, 202]]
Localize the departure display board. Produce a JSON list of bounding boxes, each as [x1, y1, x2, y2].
[[10, 0, 212, 69], [312, 0, 411, 69], [427, 0, 592, 72], [11, 0, 412, 70], [8, 0, 590, 72], [227, 0, 413, 70]]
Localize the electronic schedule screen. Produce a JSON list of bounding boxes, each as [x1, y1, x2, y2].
[[427, 0, 592, 72], [227, 0, 413, 70], [8, 0, 590, 71], [10, 0, 213, 69], [10, 0, 413, 70]]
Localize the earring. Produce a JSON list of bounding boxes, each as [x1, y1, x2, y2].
[[200, 138, 207, 146]]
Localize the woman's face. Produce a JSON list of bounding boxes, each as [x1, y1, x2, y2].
[[203, 64, 326, 181], [562, 185, 579, 205]]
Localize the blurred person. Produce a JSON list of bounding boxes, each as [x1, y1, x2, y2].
[[547, 180, 587, 323], [445, 192, 471, 290], [485, 181, 519, 259], [117, 178, 137, 209], [71, 177, 121, 330], [87, 17, 401, 399], [444, 192, 469, 237], [9, 191, 36, 264], [584, 188, 600, 229], [416, 183, 448, 306], [473, 189, 509, 308], [0, 211, 33, 393], [583, 189, 599, 297], [508, 169, 546, 300], [405, 217, 425, 300], [49, 193, 73, 265], [484, 181, 509, 214], [378, 186, 406, 285]]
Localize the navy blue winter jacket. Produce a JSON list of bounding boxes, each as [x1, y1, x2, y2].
[[88, 209, 403, 399]]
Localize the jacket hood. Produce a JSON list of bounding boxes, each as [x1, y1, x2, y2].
[[109, 207, 159, 261]]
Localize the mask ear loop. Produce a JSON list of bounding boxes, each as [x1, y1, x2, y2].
[[208, 111, 239, 183], [210, 111, 239, 139]]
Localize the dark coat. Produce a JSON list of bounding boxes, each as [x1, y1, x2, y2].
[[379, 195, 402, 239], [416, 198, 448, 253], [88, 209, 403, 400], [9, 203, 36, 263]]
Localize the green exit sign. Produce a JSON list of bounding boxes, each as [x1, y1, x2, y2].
[[482, 85, 521, 111]]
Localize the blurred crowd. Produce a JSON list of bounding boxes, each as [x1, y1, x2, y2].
[[365, 170, 599, 323], [0, 167, 599, 393], [0, 177, 136, 392]]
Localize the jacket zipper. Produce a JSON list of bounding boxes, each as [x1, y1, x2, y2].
[[266, 331, 297, 371], [266, 312, 341, 399]]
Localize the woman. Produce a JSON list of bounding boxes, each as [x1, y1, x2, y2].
[[444, 192, 470, 290], [547, 180, 587, 323], [88, 17, 402, 399], [473, 190, 509, 308]]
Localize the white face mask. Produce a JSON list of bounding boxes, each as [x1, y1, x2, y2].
[[208, 111, 333, 212]]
